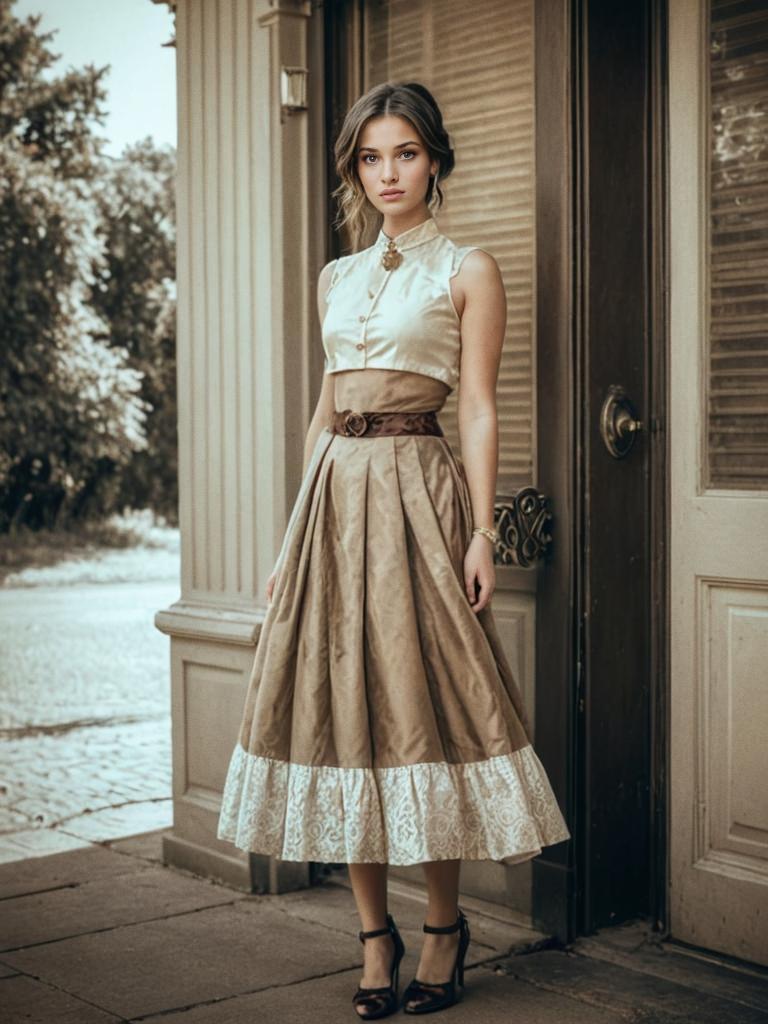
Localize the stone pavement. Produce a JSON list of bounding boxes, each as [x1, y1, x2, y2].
[[0, 563, 177, 863], [1, 827, 767, 1024]]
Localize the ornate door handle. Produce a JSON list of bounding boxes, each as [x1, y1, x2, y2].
[[493, 487, 553, 568], [600, 384, 643, 459]]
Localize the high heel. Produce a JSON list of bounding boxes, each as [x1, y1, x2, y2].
[[352, 912, 406, 1020], [401, 908, 470, 1014]]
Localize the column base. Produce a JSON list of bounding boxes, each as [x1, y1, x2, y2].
[[155, 599, 314, 896]]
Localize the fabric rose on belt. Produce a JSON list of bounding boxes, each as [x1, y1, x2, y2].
[[342, 410, 369, 437]]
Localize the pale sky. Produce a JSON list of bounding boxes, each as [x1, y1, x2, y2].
[[13, 0, 177, 157]]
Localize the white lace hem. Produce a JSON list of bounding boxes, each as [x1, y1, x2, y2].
[[216, 743, 571, 866]]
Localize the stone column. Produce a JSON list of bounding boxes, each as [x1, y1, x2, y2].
[[155, 0, 325, 892]]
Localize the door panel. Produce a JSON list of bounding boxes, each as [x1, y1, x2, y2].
[[669, 0, 768, 966]]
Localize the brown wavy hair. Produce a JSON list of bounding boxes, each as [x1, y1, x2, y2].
[[332, 81, 455, 251]]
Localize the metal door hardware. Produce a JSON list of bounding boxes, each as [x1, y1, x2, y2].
[[600, 384, 643, 459], [493, 488, 553, 568]]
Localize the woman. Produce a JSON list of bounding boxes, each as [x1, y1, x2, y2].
[[217, 80, 570, 1019]]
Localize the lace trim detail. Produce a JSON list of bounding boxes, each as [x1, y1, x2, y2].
[[216, 743, 571, 866]]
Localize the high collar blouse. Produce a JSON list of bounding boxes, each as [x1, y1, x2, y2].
[[321, 216, 479, 393]]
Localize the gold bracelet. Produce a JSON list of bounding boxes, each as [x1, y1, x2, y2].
[[472, 525, 498, 544]]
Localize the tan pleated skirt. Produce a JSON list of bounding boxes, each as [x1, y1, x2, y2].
[[216, 369, 570, 865]]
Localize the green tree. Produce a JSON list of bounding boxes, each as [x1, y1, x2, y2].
[[91, 139, 177, 521], [0, 1, 177, 531]]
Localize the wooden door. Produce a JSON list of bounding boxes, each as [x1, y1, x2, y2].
[[572, 0, 664, 933], [668, 0, 768, 967]]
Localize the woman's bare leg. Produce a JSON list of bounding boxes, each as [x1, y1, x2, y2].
[[348, 862, 396, 1007], [403, 859, 462, 1009]]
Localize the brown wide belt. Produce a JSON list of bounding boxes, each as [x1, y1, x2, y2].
[[331, 408, 444, 438]]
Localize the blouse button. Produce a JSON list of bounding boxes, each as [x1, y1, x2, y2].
[[356, 342, 365, 350], [358, 314, 366, 322]]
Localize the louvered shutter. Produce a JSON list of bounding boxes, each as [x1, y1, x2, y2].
[[363, 0, 536, 497], [708, 1, 768, 489]]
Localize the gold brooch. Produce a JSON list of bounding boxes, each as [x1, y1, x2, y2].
[[381, 238, 403, 272]]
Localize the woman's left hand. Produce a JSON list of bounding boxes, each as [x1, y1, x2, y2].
[[463, 534, 496, 612]]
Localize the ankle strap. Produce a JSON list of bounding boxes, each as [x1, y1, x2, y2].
[[359, 913, 394, 942], [423, 911, 463, 934]]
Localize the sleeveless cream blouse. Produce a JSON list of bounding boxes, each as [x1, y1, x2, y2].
[[321, 216, 479, 393]]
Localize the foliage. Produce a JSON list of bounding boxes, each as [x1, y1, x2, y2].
[[0, 1, 177, 532], [90, 139, 177, 520]]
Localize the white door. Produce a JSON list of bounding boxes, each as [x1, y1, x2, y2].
[[669, 0, 768, 966]]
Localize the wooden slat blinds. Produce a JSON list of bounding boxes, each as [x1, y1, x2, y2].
[[708, 0, 768, 489], [363, 0, 536, 497]]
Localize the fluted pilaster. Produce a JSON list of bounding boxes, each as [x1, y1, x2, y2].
[[156, 0, 324, 892]]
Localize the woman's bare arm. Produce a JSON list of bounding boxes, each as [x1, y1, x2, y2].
[[301, 260, 338, 474], [452, 248, 507, 611]]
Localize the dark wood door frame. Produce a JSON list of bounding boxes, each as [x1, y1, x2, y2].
[[531, 0, 579, 942], [532, 0, 668, 941]]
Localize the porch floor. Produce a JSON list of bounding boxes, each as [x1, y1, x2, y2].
[[1, 828, 767, 1023]]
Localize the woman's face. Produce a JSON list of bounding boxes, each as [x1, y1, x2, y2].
[[356, 114, 438, 220]]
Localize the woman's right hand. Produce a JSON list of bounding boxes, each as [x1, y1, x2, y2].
[[265, 567, 278, 604]]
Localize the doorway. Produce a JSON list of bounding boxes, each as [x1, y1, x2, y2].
[[324, 0, 550, 920], [322, 0, 668, 943]]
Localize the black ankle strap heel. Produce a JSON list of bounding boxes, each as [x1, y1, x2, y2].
[[352, 912, 406, 1020], [402, 908, 471, 1014]]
